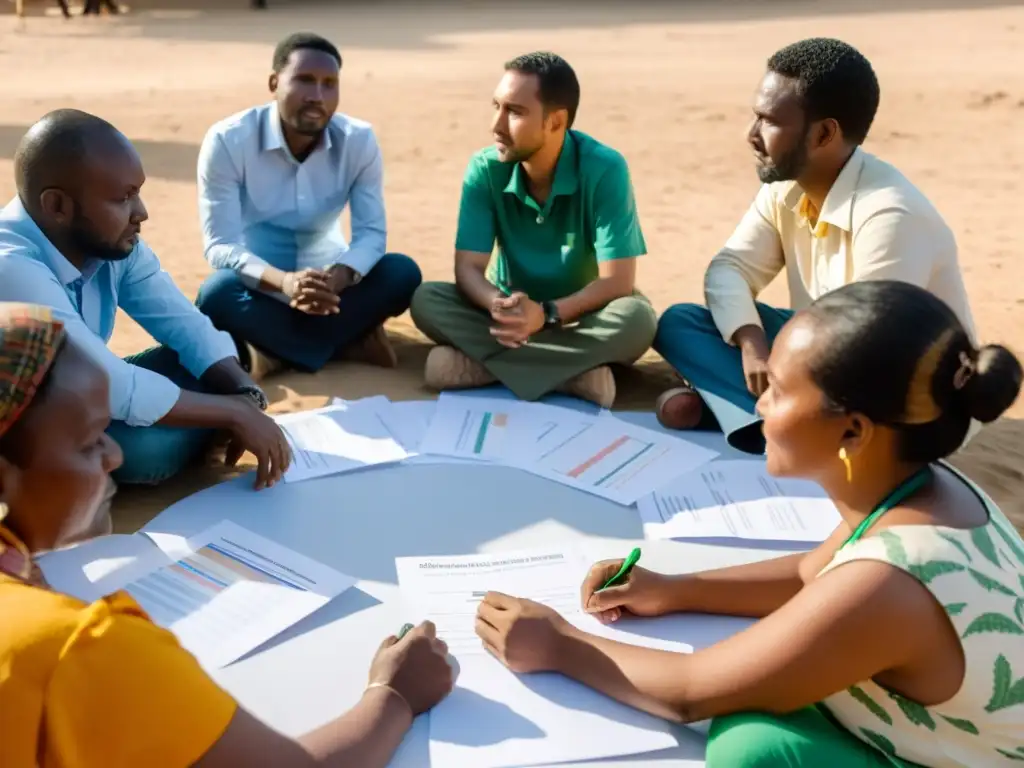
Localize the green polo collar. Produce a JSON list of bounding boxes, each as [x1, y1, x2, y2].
[[502, 131, 580, 208]]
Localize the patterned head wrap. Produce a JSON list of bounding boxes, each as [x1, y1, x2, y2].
[[0, 302, 66, 441], [0, 303, 66, 583]]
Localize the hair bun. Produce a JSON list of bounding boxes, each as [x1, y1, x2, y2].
[[961, 344, 1023, 423]]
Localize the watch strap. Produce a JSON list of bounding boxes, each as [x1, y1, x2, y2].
[[542, 300, 562, 329], [236, 384, 268, 412]]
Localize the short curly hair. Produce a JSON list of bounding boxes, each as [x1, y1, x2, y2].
[[767, 38, 880, 145], [273, 33, 341, 73]]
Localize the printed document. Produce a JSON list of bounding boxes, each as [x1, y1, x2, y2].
[[275, 403, 409, 483], [40, 521, 355, 669], [419, 394, 598, 465], [512, 416, 719, 505], [637, 460, 840, 542], [396, 547, 696, 768]]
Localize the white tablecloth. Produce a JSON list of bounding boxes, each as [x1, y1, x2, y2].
[[141, 412, 804, 766]]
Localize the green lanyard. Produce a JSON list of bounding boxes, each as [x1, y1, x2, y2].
[[840, 466, 934, 549]]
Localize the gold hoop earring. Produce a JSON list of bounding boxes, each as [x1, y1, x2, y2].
[[838, 447, 853, 483]]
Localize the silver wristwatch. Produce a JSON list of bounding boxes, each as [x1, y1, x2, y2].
[[236, 384, 268, 411]]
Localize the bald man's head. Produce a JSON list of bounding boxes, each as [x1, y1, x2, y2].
[[14, 109, 149, 263]]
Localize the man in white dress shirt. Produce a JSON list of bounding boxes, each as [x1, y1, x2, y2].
[[195, 33, 421, 376], [653, 38, 976, 454]]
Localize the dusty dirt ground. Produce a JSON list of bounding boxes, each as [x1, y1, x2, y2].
[[1, 0, 1022, 532]]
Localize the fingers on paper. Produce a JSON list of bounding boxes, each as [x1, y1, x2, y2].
[[482, 591, 516, 610], [580, 560, 625, 607]]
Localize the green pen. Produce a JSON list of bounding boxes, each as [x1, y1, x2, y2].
[[597, 547, 641, 591], [397, 623, 414, 640]]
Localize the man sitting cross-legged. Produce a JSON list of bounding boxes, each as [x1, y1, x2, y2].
[[0, 110, 290, 489], [195, 33, 421, 378], [653, 37, 976, 454], [411, 52, 656, 408]]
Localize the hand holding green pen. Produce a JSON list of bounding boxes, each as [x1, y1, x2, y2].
[[597, 547, 642, 591], [583, 547, 675, 623]]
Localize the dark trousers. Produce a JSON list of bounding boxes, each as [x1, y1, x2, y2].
[[106, 346, 214, 486], [653, 302, 794, 455], [195, 253, 422, 373]]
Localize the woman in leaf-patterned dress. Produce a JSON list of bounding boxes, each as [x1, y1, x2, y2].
[[472, 280, 1024, 767]]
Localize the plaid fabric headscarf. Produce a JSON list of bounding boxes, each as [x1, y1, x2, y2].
[[0, 302, 66, 440], [0, 302, 66, 583]]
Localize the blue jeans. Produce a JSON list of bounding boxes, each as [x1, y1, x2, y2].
[[106, 346, 216, 486], [194, 253, 422, 373], [653, 302, 794, 454]]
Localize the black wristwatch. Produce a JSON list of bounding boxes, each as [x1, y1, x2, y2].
[[542, 300, 562, 329], [236, 384, 269, 412]]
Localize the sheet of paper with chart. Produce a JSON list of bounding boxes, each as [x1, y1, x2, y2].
[[275, 403, 410, 483], [395, 547, 694, 768], [417, 394, 594, 462], [39, 521, 355, 670], [637, 459, 840, 542], [417, 393, 524, 460], [125, 521, 355, 669], [513, 415, 719, 505]]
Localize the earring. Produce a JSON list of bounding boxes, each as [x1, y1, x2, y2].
[[838, 447, 853, 483], [0, 502, 7, 524]]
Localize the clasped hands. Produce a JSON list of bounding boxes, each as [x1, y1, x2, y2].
[[281, 265, 356, 315], [489, 291, 547, 348]]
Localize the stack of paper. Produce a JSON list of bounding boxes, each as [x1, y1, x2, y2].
[[416, 393, 719, 505], [396, 546, 699, 768], [39, 521, 355, 669], [637, 460, 840, 543], [275, 402, 411, 483]]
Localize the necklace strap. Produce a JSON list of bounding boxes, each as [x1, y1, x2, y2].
[[841, 466, 933, 549]]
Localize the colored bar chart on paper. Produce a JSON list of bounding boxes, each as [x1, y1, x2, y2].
[[420, 395, 608, 464], [419, 394, 523, 460], [462, 409, 510, 455], [518, 417, 719, 505], [124, 521, 354, 669]]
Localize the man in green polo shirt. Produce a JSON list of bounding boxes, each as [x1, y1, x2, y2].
[[410, 51, 656, 407]]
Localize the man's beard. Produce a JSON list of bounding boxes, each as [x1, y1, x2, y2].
[[68, 211, 133, 262], [500, 141, 542, 164], [757, 127, 810, 184]]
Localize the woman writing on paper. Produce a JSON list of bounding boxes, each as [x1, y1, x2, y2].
[[474, 280, 1024, 767], [0, 302, 453, 767]]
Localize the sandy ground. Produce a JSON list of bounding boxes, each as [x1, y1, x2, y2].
[[1, 0, 1022, 532]]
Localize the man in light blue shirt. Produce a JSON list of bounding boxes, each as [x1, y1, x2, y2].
[[195, 33, 421, 374], [0, 110, 291, 489]]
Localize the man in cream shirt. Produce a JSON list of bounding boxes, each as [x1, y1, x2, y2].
[[654, 37, 975, 453]]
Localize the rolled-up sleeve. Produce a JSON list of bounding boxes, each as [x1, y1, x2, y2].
[[0, 248, 180, 426], [198, 127, 269, 289], [337, 129, 386, 277], [704, 184, 786, 343], [117, 242, 238, 382]]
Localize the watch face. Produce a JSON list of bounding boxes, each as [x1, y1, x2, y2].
[[545, 302, 560, 326]]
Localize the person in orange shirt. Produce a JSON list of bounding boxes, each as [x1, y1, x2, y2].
[[0, 301, 453, 768]]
